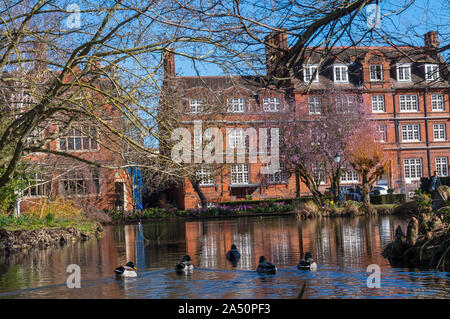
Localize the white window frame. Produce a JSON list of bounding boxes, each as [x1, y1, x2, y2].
[[23, 173, 49, 197], [370, 64, 383, 81], [228, 129, 246, 149], [371, 95, 385, 112], [404, 158, 422, 180], [59, 126, 98, 152], [340, 170, 360, 183], [401, 124, 420, 142], [227, 98, 245, 113], [263, 97, 281, 112], [333, 64, 348, 83], [267, 164, 287, 184], [433, 123, 446, 141], [308, 96, 322, 114], [376, 124, 387, 142], [399, 95, 418, 112], [189, 98, 205, 113], [336, 96, 356, 113], [230, 164, 249, 184], [425, 64, 439, 81], [196, 166, 215, 186], [431, 94, 444, 111], [397, 63, 411, 81], [303, 65, 319, 83], [436, 157, 448, 177]]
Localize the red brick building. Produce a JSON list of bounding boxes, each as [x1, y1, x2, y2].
[[1, 45, 135, 213], [162, 31, 449, 209]]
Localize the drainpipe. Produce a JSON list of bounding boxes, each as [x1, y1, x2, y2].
[[393, 93, 403, 194], [423, 88, 431, 177]]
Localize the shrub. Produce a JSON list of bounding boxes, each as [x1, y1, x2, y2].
[[28, 197, 83, 220], [387, 188, 394, 194], [370, 194, 406, 205], [343, 201, 360, 216]]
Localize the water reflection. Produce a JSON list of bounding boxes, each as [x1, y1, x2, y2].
[[0, 215, 449, 299]]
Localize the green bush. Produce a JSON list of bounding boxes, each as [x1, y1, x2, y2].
[[370, 194, 406, 205]]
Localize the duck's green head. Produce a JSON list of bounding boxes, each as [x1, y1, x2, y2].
[[305, 252, 312, 260], [259, 256, 266, 263], [182, 255, 191, 262], [126, 261, 137, 270], [231, 244, 237, 250]]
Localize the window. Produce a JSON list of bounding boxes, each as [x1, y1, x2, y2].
[[228, 129, 246, 148], [196, 166, 215, 186], [312, 163, 326, 184], [436, 157, 448, 177], [376, 124, 387, 142], [401, 124, 420, 142], [59, 126, 98, 151], [433, 124, 446, 141], [371, 95, 385, 112], [399, 95, 418, 112], [425, 64, 439, 81], [308, 96, 322, 114], [336, 96, 355, 113], [431, 94, 444, 111], [227, 98, 245, 113], [61, 172, 87, 195], [267, 164, 287, 184], [24, 173, 49, 197], [231, 164, 249, 184], [334, 65, 348, 83], [370, 65, 383, 81], [303, 65, 319, 83], [340, 170, 360, 183], [397, 63, 411, 81], [189, 99, 205, 113], [404, 158, 422, 180], [263, 97, 281, 112]]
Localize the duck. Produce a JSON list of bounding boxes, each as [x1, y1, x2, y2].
[[175, 255, 194, 273], [114, 261, 137, 277], [226, 244, 241, 261], [297, 252, 317, 270], [256, 256, 277, 274]]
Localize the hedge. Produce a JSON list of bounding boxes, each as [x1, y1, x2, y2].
[[370, 194, 406, 205], [218, 197, 314, 207]]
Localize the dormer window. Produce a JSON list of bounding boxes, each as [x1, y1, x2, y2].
[[425, 64, 439, 81], [397, 63, 411, 81], [333, 65, 348, 83], [370, 65, 383, 81], [263, 97, 281, 112], [227, 98, 245, 113], [189, 99, 205, 113], [303, 65, 319, 83]]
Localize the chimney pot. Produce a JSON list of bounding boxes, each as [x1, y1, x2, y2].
[[424, 31, 439, 48], [264, 29, 288, 77]]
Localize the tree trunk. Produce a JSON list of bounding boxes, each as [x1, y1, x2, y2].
[[362, 174, 370, 204], [189, 177, 207, 208], [295, 170, 300, 198]]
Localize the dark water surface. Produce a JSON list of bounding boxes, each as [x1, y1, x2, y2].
[[0, 215, 449, 299]]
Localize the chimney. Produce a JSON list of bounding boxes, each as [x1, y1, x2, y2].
[[163, 50, 175, 78], [33, 40, 47, 70], [264, 29, 288, 77], [424, 31, 439, 48]]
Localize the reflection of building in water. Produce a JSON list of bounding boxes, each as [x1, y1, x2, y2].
[[342, 224, 364, 266], [233, 233, 253, 268], [380, 218, 392, 246], [124, 225, 136, 263], [316, 227, 331, 260]]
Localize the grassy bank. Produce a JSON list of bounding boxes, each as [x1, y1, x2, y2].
[[0, 214, 98, 233]]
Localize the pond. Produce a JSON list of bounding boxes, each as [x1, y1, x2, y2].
[[0, 215, 449, 299]]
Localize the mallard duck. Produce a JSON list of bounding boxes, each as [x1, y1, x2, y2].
[[114, 261, 137, 277], [226, 244, 241, 261], [297, 252, 317, 270], [175, 255, 194, 273], [256, 256, 277, 274]]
